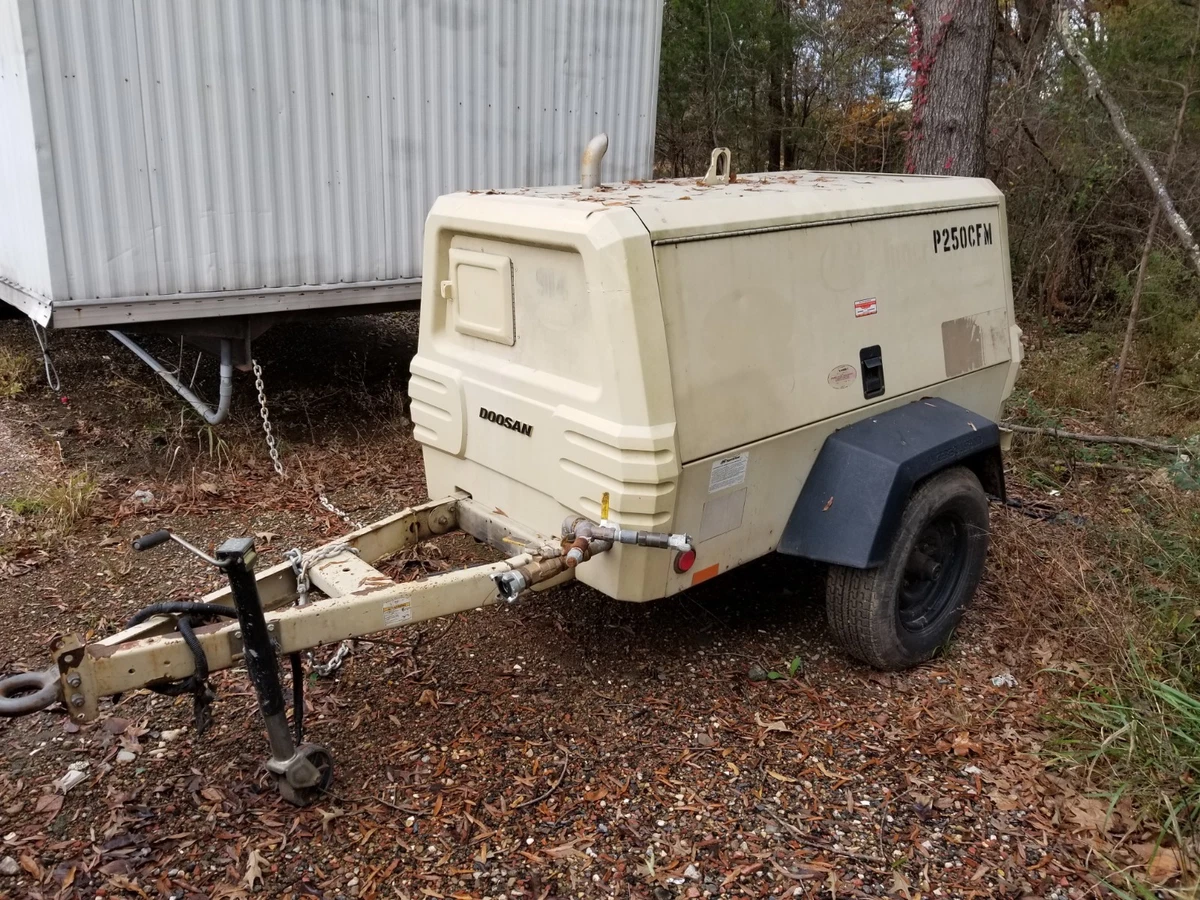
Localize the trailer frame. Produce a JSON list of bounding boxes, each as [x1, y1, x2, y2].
[[0, 495, 582, 803]]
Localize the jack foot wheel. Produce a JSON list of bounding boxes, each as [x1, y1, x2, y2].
[[276, 743, 334, 807]]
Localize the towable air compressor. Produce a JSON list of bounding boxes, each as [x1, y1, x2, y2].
[[0, 145, 1022, 805]]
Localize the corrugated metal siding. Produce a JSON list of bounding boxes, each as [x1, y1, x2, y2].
[[135, 0, 388, 294], [23, 0, 661, 302], [34, 0, 157, 301], [382, 0, 662, 276], [0, 0, 54, 309]]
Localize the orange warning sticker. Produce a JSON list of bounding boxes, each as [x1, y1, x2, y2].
[[691, 563, 720, 586]]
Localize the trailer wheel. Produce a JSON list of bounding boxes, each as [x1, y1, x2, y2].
[[276, 743, 335, 807], [825, 466, 989, 670]]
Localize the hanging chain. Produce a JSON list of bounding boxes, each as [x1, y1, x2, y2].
[[317, 492, 365, 530], [253, 358, 365, 676], [253, 359, 363, 528], [309, 640, 355, 677], [285, 542, 360, 676], [253, 360, 286, 478]]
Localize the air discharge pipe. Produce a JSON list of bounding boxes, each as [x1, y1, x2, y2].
[[562, 517, 693, 565], [109, 331, 233, 425], [580, 133, 609, 189]]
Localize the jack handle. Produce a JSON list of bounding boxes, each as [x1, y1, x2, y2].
[[0, 666, 61, 717], [133, 529, 227, 567], [132, 529, 171, 551]]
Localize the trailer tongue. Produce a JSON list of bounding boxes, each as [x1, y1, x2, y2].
[[0, 496, 690, 805]]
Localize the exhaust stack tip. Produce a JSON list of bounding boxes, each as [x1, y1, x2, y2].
[[580, 133, 609, 189]]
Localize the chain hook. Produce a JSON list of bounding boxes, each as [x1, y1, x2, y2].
[[287, 543, 360, 676]]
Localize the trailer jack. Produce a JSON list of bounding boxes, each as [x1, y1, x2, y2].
[[0, 497, 687, 806]]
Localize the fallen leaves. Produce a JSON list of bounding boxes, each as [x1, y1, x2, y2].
[[0, 366, 1186, 900], [951, 731, 983, 756], [242, 848, 267, 891], [18, 854, 42, 879], [754, 712, 790, 732], [1065, 795, 1119, 834], [33, 792, 63, 822], [1135, 843, 1185, 883], [542, 836, 594, 859]]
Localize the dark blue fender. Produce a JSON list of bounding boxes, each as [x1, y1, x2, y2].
[[777, 398, 1004, 568]]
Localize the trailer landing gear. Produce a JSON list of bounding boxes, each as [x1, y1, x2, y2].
[[131, 532, 336, 805], [215, 537, 334, 806]]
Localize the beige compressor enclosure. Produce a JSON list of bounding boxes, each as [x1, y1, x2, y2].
[[0, 168, 1024, 804], [410, 170, 1023, 603]]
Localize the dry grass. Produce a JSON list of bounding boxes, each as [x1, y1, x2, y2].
[[1000, 329, 1200, 863], [0, 346, 33, 398], [3, 468, 99, 533], [1010, 329, 1200, 440], [41, 469, 99, 530]]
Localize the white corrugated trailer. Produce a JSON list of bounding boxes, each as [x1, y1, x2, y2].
[[0, 0, 662, 397]]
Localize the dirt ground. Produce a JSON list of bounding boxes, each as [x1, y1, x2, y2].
[[0, 316, 1166, 899]]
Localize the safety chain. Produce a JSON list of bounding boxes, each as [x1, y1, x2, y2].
[[253, 359, 363, 529], [253, 360, 286, 478], [310, 640, 355, 678], [285, 542, 361, 677], [317, 491, 365, 530], [285, 542, 359, 607], [253, 357, 365, 675]]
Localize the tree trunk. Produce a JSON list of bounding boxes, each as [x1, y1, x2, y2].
[[766, 63, 784, 171], [906, 0, 997, 176], [997, 0, 1053, 79]]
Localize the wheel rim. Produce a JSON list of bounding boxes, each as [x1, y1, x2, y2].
[[897, 511, 968, 632], [297, 748, 333, 796]]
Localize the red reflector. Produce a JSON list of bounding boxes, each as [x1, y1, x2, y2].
[[674, 548, 697, 574]]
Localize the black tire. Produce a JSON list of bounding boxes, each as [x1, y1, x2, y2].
[[825, 466, 989, 670]]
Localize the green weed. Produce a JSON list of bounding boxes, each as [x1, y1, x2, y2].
[[0, 347, 33, 398], [38, 470, 98, 532], [1055, 653, 1200, 830], [1, 495, 46, 517], [196, 424, 232, 469], [767, 656, 805, 680]]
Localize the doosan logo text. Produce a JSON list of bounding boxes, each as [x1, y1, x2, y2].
[[479, 407, 533, 437]]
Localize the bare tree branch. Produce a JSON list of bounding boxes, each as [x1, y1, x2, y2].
[[1054, 5, 1200, 279], [1110, 4, 1198, 410], [1003, 423, 1184, 455]]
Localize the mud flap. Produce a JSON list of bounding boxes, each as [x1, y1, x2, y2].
[[778, 398, 1003, 568]]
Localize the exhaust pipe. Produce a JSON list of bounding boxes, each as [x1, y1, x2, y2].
[[580, 133, 609, 189]]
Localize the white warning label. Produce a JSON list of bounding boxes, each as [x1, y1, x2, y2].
[[709, 452, 749, 493], [383, 598, 413, 627]]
